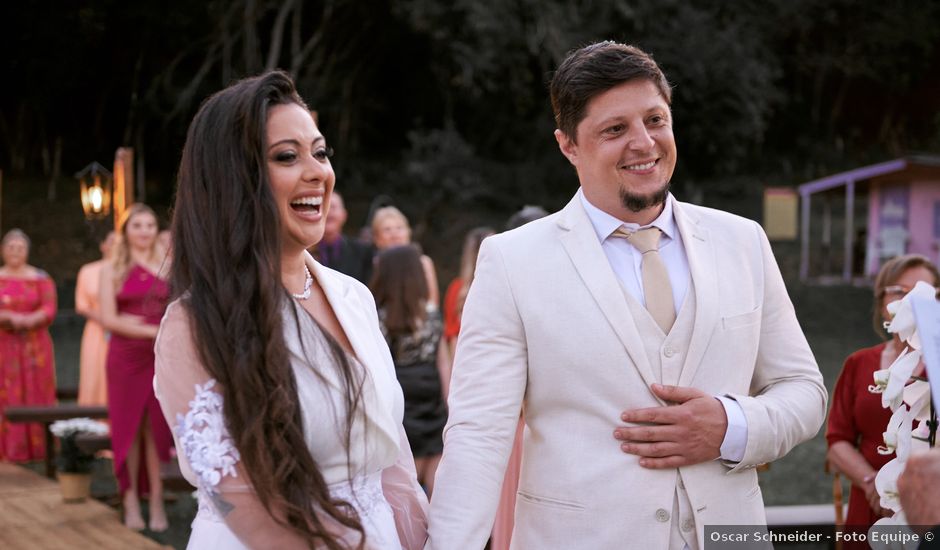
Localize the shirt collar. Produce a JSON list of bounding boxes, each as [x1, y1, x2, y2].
[[577, 188, 678, 243]]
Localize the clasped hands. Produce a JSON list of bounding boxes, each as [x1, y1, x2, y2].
[[0, 310, 36, 331], [614, 383, 728, 469]]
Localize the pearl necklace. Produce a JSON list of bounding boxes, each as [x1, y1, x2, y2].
[[291, 264, 313, 300]]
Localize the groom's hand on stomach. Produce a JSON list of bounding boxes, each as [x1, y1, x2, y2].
[[614, 384, 728, 469]]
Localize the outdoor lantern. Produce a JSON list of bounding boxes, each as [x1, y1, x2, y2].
[[75, 162, 113, 220]]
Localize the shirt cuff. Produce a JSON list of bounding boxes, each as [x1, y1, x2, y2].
[[716, 395, 748, 462]]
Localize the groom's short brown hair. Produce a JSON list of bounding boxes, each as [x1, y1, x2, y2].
[[550, 41, 672, 143]]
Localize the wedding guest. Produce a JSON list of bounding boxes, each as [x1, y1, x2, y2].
[[312, 191, 373, 284], [371, 206, 440, 306], [0, 229, 57, 462], [99, 204, 172, 531], [442, 227, 494, 360], [75, 231, 116, 407], [372, 244, 448, 494], [154, 70, 428, 549], [827, 254, 939, 535]]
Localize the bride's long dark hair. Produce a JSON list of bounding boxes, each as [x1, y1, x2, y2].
[[170, 70, 365, 549]]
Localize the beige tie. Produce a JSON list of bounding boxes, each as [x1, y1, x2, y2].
[[613, 226, 676, 333]]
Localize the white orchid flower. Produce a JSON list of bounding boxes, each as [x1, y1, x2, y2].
[[885, 280, 936, 349], [875, 457, 905, 513], [870, 510, 912, 549], [878, 406, 913, 458], [49, 417, 109, 437], [911, 421, 931, 454], [895, 410, 914, 462], [869, 368, 890, 394], [882, 348, 922, 411], [903, 380, 932, 421]]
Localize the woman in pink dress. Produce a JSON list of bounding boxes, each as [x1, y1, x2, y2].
[[75, 231, 115, 406], [0, 229, 57, 462], [99, 204, 172, 531]]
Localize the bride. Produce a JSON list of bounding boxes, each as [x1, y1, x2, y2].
[[154, 70, 428, 549]]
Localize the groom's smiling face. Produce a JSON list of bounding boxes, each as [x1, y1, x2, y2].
[[555, 78, 677, 223]]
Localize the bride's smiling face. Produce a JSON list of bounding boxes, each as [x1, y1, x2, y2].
[[265, 103, 335, 253]]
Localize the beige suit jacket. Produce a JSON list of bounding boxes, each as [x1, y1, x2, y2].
[[426, 194, 827, 549]]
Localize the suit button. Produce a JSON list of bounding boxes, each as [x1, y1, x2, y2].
[[655, 509, 670, 522], [682, 518, 695, 532], [663, 347, 677, 358]]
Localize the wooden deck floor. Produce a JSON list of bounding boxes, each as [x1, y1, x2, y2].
[[0, 463, 171, 550]]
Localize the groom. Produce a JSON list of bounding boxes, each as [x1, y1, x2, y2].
[[425, 41, 827, 550]]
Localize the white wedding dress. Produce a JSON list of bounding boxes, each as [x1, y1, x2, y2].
[[154, 266, 428, 550]]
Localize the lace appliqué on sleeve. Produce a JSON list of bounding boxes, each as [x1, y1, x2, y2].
[[176, 379, 240, 513]]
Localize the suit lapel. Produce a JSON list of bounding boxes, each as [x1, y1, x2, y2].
[[306, 253, 398, 447], [673, 202, 719, 387], [556, 196, 660, 391]]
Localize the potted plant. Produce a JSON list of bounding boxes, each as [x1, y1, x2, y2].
[[49, 418, 108, 502]]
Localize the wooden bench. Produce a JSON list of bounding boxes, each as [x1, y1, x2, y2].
[[3, 404, 109, 478]]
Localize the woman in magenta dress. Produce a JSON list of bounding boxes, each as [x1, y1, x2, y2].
[[99, 204, 172, 532], [827, 254, 939, 542], [0, 229, 57, 462]]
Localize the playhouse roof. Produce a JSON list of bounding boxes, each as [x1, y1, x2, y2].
[[797, 154, 940, 196]]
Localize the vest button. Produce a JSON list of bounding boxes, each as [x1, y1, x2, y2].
[[682, 518, 695, 532], [664, 346, 677, 358], [655, 508, 670, 522]]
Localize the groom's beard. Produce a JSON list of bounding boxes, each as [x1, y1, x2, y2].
[[619, 181, 671, 213]]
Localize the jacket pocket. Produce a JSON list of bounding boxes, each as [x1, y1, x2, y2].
[[517, 490, 586, 512], [721, 307, 762, 331]]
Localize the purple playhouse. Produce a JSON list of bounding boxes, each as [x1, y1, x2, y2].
[[797, 155, 940, 283]]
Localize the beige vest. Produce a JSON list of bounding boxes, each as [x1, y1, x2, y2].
[[623, 282, 699, 550]]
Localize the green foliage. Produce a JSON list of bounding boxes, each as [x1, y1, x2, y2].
[[1, 0, 937, 221]]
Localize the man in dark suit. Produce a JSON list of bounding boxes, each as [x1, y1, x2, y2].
[[314, 191, 374, 284]]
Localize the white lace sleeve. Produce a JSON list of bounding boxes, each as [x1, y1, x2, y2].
[[175, 379, 240, 493], [156, 301, 313, 547]]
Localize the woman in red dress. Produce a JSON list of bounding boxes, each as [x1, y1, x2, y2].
[[99, 204, 172, 531], [827, 254, 939, 539], [0, 229, 57, 462], [442, 227, 493, 364]]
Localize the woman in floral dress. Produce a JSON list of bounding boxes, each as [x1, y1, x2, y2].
[[0, 229, 57, 462]]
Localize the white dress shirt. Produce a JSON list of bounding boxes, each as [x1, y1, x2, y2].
[[578, 189, 747, 462]]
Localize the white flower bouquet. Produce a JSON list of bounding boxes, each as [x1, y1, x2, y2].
[[868, 281, 938, 532], [49, 418, 109, 473]]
